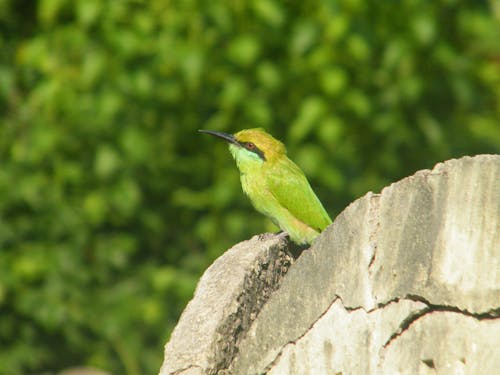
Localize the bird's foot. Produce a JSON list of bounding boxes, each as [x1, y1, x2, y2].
[[275, 231, 290, 241]]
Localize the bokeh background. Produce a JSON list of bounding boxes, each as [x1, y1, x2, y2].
[[1, 0, 499, 374]]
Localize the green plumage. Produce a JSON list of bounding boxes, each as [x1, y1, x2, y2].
[[266, 157, 332, 232], [199, 128, 332, 245]]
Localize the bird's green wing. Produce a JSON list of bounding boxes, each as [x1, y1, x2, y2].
[[265, 157, 332, 232]]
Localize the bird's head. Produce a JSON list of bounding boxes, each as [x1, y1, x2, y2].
[[199, 128, 286, 171]]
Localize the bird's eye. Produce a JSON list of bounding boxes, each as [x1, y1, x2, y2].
[[246, 142, 256, 150]]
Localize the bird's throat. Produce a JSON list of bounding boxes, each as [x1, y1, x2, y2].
[[229, 144, 264, 174]]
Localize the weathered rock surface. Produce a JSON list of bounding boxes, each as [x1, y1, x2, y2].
[[160, 154, 500, 375], [160, 233, 294, 375]]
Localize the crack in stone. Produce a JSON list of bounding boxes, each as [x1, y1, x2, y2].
[[404, 294, 500, 319], [382, 294, 500, 349], [260, 292, 500, 374], [369, 297, 401, 312], [261, 296, 342, 374], [260, 295, 406, 374], [367, 245, 377, 270], [170, 364, 203, 375], [382, 306, 431, 349], [367, 194, 381, 271]]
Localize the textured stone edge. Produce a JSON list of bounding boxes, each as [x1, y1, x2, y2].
[[160, 233, 295, 375], [212, 234, 294, 374]]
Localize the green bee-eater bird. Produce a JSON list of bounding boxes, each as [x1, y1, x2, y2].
[[199, 128, 332, 245]]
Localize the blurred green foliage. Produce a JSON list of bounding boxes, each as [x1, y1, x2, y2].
[[0, 0, 499, 373]]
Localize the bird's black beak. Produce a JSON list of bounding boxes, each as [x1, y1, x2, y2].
[[198, 130, 240, 146]]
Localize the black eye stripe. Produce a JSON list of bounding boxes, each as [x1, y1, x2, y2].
[[240, 142, 266, 161]]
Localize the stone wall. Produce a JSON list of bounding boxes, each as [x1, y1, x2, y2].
[[160, 154, 500, 375]]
